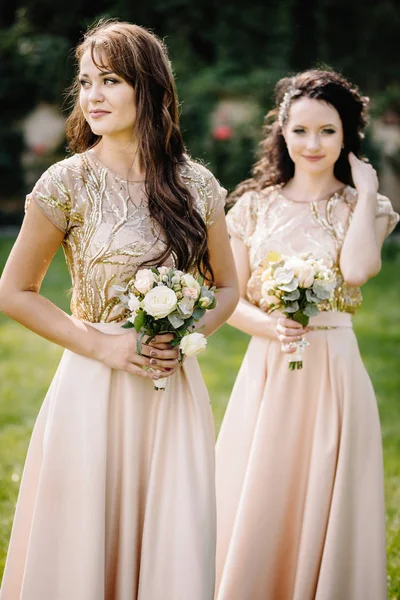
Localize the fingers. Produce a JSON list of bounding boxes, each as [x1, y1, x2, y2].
[[133, 353, 180, 370], [147, 333, 175, 344], [141, 344, 180, 360], [276, 318, 306, 344]]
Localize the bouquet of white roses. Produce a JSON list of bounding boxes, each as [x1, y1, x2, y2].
[[114, 266, 216, 389], [260, 252, 336, 370]]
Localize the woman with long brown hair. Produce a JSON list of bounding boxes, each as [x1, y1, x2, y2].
[[215, 70, 398, 599], [0, 20, 238, 599]]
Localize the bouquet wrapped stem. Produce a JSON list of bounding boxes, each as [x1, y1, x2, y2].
[[259, 252, 336, 371], [114, 267, 217, 390]]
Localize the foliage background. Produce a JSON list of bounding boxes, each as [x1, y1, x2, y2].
[[1, 0, 400, 206]]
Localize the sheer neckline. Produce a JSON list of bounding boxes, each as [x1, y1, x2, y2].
[[276, 184, 348, 205], [84, 150, 146, 184]]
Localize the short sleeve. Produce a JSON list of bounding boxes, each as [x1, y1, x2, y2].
[[226, 191, 258, 245], [25, 164, 73, 234], [376, 193, 399, 237], [206, 174, 227, 226]]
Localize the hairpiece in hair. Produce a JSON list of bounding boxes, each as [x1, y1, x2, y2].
[[278, 88, 298, 127]]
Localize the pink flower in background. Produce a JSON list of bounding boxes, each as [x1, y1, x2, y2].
[[212, 125, 232, 141]]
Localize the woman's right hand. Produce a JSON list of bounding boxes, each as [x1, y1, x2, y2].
[[275, 317, 308, 353], [96, 331, 180, 380]]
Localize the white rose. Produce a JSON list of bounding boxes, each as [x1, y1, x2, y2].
[[180, 332, 207, 357], [181, 274, 201, 296], [273, 266, 295, 285], [143, 286, 177, 319], [134, 269, 158, 294], [128, 293, 141, 313], [284, 257, 305, 277], [183, 287, 199, 300], [199, 296, 211, 308], [297, 263, 315, 288]]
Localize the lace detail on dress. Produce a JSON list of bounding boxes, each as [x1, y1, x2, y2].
[[25, 153, 225, 323], [228, 184, 397, 315]]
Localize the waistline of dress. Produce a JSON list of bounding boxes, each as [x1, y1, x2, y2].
[[269, 311, 353, 329]]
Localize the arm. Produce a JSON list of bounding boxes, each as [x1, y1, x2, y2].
[[340, 153, 389, 286], [0, 203, 179, 381], [197, 210, 240, 337], [226, 236, 306, 348]]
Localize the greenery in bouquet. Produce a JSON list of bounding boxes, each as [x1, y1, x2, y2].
[[115, 266, 217, 360], [260, 252, 337, 369]]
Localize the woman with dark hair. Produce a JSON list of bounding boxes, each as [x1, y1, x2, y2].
[[0, 20, 238, 600], [215, 69, 398, 600]]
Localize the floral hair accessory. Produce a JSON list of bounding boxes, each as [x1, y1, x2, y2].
[[278, 88, 299, 128]]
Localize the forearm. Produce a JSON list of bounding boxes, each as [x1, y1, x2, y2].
[[198, 285, 239, 338], [340, 193, 381, 286], [0, 290, 105, 359], [227, 297, 277, 339]]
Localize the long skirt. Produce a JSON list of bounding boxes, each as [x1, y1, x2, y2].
[[215, 312, 387, 600], [1, 322, 216, 600]]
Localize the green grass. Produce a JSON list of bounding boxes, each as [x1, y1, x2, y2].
[[0, 235, 399, 596]]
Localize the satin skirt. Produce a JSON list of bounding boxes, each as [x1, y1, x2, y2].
[[215, 312, 387, 600], [1, 322, 216, 600]]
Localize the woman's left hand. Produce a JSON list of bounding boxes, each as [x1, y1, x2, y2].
[[349, 152, 379, 197]]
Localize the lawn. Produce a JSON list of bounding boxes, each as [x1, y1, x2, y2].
[[0, 235, 399, 596]]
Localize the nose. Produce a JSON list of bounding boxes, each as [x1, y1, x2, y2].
[[306, 134, 321, 152], [88, 83, 104, 103]]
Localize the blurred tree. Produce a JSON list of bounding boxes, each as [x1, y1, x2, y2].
[[1, 0, 399, 206]]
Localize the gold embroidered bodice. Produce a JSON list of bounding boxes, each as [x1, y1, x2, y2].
[[25, 152, 227, 322], [226, 184, 398, 314]]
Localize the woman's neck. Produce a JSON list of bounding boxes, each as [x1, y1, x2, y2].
[[90, 137, 145, 181], [282, 170, 344, 202]]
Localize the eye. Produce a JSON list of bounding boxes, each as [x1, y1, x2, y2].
[[322, 128, 336, 134], [79, 79, 90, 88], [293, 128, 306, 134], [104, 78, 119, 85]]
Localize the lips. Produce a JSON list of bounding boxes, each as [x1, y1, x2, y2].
[[303, 155, 325, 162], [89, 110, 110, 119]]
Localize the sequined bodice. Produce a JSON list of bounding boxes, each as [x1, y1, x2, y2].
[[25, 152, 226, 322], [226, 184, 398, 314]]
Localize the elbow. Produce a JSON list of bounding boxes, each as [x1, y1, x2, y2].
[[341, 259, 382, 288]]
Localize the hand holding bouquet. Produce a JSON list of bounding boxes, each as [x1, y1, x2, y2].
[[114, 267, 216, 389], [260, 252, 336, 370]]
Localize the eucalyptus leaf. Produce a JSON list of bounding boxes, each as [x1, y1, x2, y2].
[[168, 313, 185, 329], [192, 307, 206, 321], [306, 289, 320, 303], [279, 278, 299, 292], [303, 304, 320, 317], [283, 301, 299, 313], [282, 289, 300, 301]]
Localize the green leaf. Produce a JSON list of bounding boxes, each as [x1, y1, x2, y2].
[[292, 312, 309, 327], [121, 321, 134, 329], [192, 307, 206, 321], [134, 310, 146, 333]]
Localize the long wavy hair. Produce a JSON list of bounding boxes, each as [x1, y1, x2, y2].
[[66, 20, 214, 281], [230, 69, 369, 202]]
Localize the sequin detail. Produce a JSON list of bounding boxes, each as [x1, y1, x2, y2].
[[226, 185, 398, 315], [26, 153, 226, 323]]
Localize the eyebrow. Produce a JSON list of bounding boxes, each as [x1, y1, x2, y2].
[[292, 123, 337, 128], [79, 70, 117, 78]]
